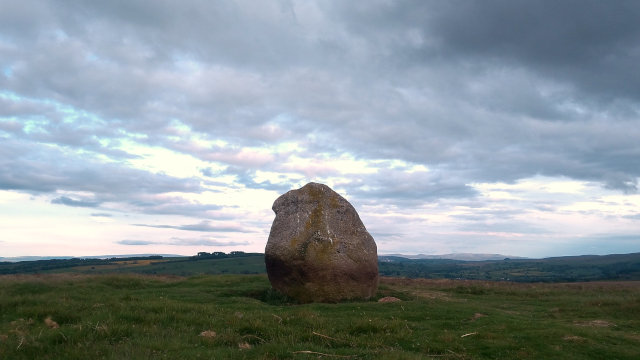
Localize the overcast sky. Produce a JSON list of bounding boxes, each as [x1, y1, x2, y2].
[[1, 0, 639, 258]]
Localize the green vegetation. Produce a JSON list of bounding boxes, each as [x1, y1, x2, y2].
[[1, 274, 639, 359], [379, 253, 640, 282], [4, 252, 640, 283], [0, 252, 265, 276], [122, 254, 267, 276], [0, 258, 131, 274], [2, 252, 639, 357]]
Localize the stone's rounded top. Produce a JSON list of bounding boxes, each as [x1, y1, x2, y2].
[[300, 182, 328, 190], [272, 182, 346, 214], [265, 182, 379, 303]]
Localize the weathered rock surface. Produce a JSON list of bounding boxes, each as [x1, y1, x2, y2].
[[265, 182, 378, 303]]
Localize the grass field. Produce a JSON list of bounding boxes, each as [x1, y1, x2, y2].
[[46, 255, 267, 276], [1, 274, 639, 359]]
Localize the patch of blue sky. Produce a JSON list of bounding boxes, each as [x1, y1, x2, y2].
[[164, 118, 193, 142], [22, 119, 49, 134], [85, 53, 100, 62], [54, 102, 104, 126], [52, 29, 69, 41], [1, 90, 108, 132], [123, 131, 149, 140], [0, 90, 22, 101]]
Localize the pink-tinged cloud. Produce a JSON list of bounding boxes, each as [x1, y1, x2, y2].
[[167, 139, 276, 168], [116, 237, 250, 247], [281, 159, 339, 178], [203, 148, 275, 168]]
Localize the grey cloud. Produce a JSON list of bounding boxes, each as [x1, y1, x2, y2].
[[199, 167, 216, 177], [0, 138, 209, 217], [346, 167, 478, 205], [0, 0, 57, 41], [126, 195, 227, 218], [0, 95, 138, 161], [333, 0, 640, 101], [1, 1, 321, 131], [29, 121, 136, 160], [0, 139, 201, 195], [2, 0, 640, 258], [69, 1, 307, 67], [52, 196, 100, 208], [133, 221, 252, 233], [456, 220, 549, 236], [116, 237, 249, 247], [220, 166, 293, 193], [117, 239, 157, 246], [315, 1, 640, 193], [168, 237, 250, 247], [451, 210, 519, 222], [423, 0, 640, 101], [0, 120, 23, 133], [1, 0, 639, 211], [91, 213, 113, 217], [369, 231, 405, 241], [604, 176, 638, 194]]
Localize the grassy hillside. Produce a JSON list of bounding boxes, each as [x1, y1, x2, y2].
[[379, 253, 640, 282], [66, 255, 267, 276], [0, 253, 266, 277], [1, 274, 639, 359]]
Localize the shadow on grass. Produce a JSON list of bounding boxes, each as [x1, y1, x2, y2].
[[245, 287, 300, 306], [245, 283, 414, 307]]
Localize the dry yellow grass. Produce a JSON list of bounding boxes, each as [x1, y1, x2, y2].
[[574, 320, 615, 327], [199, 330, 217, 338], [44, 317, 59, 329], [112, 259, 165, 266]]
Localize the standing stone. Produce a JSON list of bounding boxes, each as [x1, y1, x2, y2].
[[265, 182, 378, 303]]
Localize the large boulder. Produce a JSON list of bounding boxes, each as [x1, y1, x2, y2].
[[265, 182, 378, 303]]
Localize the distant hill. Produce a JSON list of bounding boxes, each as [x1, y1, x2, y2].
[[0, 254, 186, 262], [382, 253, 528, 261], [378, 252, 640, 282], [3, 252, 640, 283], [0, 256, 76, 262], [0, 252, 264, 276]]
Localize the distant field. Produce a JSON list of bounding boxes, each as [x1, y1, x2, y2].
[[60, 259, 171, 272], [1, 274, 639, 359], [68, 255, 267, 276], [378, 253, 640, 282], [0, 253, 267, 277]]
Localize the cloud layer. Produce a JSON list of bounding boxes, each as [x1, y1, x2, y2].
[[1, 1, 639, 257]]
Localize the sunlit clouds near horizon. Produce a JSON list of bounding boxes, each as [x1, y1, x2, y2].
[[1, 0, 639, 258]]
